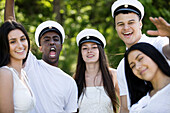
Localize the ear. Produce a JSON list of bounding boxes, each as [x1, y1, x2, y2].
[[39, 46, 43, 52], [139, 20, 143, 29]]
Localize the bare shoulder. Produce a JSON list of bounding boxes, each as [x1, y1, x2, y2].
[[0, 68, 13, 81], [109, 67, 117, 77]]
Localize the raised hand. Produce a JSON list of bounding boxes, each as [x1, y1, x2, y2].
[[147, 17, 170, 37]]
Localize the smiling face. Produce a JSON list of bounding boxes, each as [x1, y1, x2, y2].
[[39, 31, 62, 66], [81, 42, 99, 64], [128, 50, 159, 81], [8, 29, 28, 62], [115, 12, 142, 48]]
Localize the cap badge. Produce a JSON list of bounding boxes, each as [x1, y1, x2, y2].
[[86, 36, 90, 39], [49, 26, 52, 29], [124, 4, 128, 8]]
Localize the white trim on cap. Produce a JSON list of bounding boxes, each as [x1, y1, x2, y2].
[[111, 0, 144, 19], [35, 20, 65, 47], [76, 29, 106, 48]]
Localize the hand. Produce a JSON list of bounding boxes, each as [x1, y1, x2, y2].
[[147, 17, 170, 37]]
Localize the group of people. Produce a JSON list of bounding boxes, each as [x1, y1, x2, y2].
[[0, 0, 169, 113]]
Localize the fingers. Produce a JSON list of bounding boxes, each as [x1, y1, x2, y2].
[[158, 17, 169, 26], [147, 30, 159, 36], [149, 17, 161, 26]]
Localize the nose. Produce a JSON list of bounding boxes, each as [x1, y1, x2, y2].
[[17, 40, 23, 48], [87, 48, 92, 53], [135, 62, 142, 70], [124, 24, 130, 30], [50, 39, 55, 45]]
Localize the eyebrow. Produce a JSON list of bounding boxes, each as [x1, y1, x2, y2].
[[129, 53, 142, 65], [117, 19, 135, 25], [9, 35, 25, 40]]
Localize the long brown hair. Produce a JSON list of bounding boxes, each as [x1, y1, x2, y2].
[[74, 44, 119, 113]]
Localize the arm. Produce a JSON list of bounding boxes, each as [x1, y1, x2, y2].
[[0, 69, 14, 113], [120, 95, 129, 113], [147, 17, 170, 59], [116, 59, 129, 113], [4, 0, 16, 21], [110, 68, 120, 112]]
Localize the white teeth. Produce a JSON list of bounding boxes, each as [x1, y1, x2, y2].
[[16, 50, 24, 52], [87, 55, 94, 57], [50, 55, 55, 57], [51, 48, 55, 50], [124, 32, 131, 35]]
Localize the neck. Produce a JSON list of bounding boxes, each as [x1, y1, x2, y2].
[[7, 60, 22, 75], [151, 70, 170, 92], [85, 62, 100, 77], [43, 59, 58, 67]]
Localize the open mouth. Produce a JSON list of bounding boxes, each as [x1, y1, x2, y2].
[[87, 54, 94, 58], [123, 32, 133, 38], [49, 47, 56, 57]]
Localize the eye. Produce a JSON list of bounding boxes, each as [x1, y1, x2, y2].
[[21, 37, 26, 41], [118, 23, 124, 26], [128, 20, 135, 25], [9, 40, 16, 44], [138, 57, 143, 61], [82, 47, 88, 50], [53, 38, 59, 41], [130, 64, 135, 69], [45, 39, 50, 41]]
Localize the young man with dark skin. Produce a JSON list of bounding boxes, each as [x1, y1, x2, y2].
[[111, 0, 170, 113], [5, 0, 78, 113]]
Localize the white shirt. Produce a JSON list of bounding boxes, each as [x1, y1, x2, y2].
[[117, 34, 170, 109], [78, 86, 114, 113], [130, 84, 170, 113], [24, 52, 78, 113], [2, 66, 35, 113]]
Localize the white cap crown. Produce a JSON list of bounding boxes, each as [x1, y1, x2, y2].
[[76, 29, 106, 48], [35, 20, 65, 47], [111, 0, 144, 19]]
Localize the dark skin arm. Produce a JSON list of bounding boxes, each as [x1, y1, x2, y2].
[[147, 17, 170, 59], [4, 0, 15, 21]]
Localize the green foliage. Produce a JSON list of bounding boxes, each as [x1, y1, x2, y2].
[[0, 0, 169, 75]]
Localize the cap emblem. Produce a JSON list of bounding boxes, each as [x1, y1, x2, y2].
[[49, 26, 52, 29], [86, 36, 90, 39], [124, 4, 128, 8]]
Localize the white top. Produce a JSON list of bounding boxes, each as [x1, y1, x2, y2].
[[130, 84, 170, 113], [78, 86, 114, 113], [24, 52, 78, 113], [117, 34, 170, 109], [2, 66, 35, 113]]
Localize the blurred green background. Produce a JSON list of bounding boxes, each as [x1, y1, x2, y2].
[[0, 0, 169, 75]]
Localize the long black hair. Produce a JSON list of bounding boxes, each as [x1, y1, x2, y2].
[[124, 42, 170, 106], [74, 44, 119, 113], [0, 20, 30, 67]]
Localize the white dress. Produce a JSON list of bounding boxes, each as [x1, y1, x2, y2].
[[78, 86, 114, 113], [130, 84, 170, 113], [2, 66, 35, 113]]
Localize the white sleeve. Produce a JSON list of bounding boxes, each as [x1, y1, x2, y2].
[[24, 51, 38, 74], [153, 36, 170, 65], [117, 58, 128, 96], [117, 58, 132, 109], [65, 79, 78, 112]]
